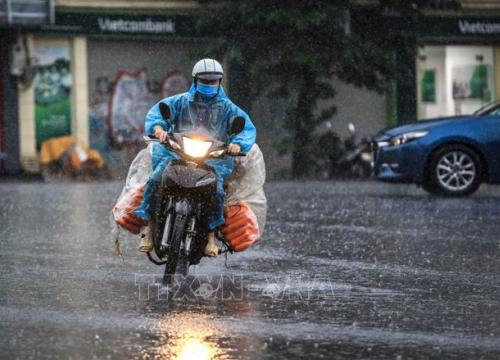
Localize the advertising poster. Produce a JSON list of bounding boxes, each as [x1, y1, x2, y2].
[[420, 69, 436, 103], [452, 64, 493, 102], [34, 44, 72, 149]]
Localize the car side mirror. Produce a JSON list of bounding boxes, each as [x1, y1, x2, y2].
[[230, 116, 245, 135], [159, 102, 171, 120]]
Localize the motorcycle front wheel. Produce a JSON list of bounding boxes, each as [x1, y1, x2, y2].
[[163, 214, 187, 284]]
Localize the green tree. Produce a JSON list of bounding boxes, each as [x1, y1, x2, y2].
[[198, 0, 459, 178]]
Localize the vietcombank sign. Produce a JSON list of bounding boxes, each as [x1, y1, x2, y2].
[[97, 17, 175, 34], [458, 20, 500, 35], [419, 16, 500, 39], [43, 12, 197, 37]]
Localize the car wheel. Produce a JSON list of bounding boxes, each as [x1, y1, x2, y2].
[[428, 144, 483, 197]]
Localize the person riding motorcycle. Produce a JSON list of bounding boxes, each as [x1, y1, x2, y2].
[[134, 58, 256, 257]]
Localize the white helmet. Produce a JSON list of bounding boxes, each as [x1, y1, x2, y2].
[[192, 58, 224, 80]]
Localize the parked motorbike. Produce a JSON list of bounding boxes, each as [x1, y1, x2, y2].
[[337, 123, 373, 178], [144, 103, 246, 284]]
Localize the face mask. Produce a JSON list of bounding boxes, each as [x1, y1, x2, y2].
[[196, 83, 219, 97]]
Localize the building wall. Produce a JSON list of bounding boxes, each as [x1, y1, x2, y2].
[[328, 79, 387, 140], [1, 32, 21, 174], [87, 39, 195, 98], [86, 38, 203, 178]]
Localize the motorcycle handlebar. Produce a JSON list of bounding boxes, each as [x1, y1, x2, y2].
[[143, 135, 162, 143], [143, 135, 246, 157]]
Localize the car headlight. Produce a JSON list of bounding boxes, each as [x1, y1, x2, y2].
[[389, 131, 429, 147], [182, 137, 213, 158]]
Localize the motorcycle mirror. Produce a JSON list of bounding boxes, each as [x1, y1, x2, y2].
[[230, 116, 245, 135], [159, 102, 171, 120], [348, 123, 356, 134]]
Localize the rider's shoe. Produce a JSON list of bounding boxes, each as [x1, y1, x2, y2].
[[204, 242, 218, 257], [204, 233, 218, 257], [138, 230, 153, 253]]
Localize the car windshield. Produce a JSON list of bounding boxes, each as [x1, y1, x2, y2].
[[473, 100, 500, 116]]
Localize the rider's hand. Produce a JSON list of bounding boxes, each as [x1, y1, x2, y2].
[[227, 143, 241, 155], [153, 126, 169, 143]]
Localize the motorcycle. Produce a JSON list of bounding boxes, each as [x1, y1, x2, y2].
[[337, 123, 373, 178], [144, 103, 246, 284]]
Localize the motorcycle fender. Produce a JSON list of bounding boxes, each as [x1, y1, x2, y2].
[[164, 162, 217, 189]]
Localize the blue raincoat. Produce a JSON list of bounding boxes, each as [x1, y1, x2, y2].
[[135, 84, 256, 230]]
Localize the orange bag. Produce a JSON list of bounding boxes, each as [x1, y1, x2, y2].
[[113, 186, 148, 234], [221, 203, 260, 252]]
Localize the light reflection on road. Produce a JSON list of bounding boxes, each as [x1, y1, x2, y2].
[[148, 313, 221, 360]]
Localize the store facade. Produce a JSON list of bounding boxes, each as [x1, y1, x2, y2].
[[14, 3, 393, 179], [16, 7, 205, 175], [416, 15, 500, 120]]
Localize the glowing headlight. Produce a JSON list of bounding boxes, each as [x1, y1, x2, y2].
[[183, 137, 213, 158], [389, 131, 429, 147]]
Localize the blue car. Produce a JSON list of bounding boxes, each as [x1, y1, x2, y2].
[[373, 101, 500, 196]]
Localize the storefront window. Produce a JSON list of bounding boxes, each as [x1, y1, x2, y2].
[[417, 45, 496, 119]]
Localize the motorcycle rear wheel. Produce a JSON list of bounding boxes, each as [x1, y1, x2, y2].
[[163, 214, 187, 284]]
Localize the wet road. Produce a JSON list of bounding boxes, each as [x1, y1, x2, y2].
[[1, 180, 500, 359]]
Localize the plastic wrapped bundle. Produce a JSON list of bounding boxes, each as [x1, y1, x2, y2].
[[221, 203, 260, 252], [224, 143, 267, 234], [111, 145, 152, 236], [115, 145, 152, 198], [113, 186, 148, 234]]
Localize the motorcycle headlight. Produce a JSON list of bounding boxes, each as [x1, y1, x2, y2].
[[182, 137, 213, 158], [389, 131, 429, 147]]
